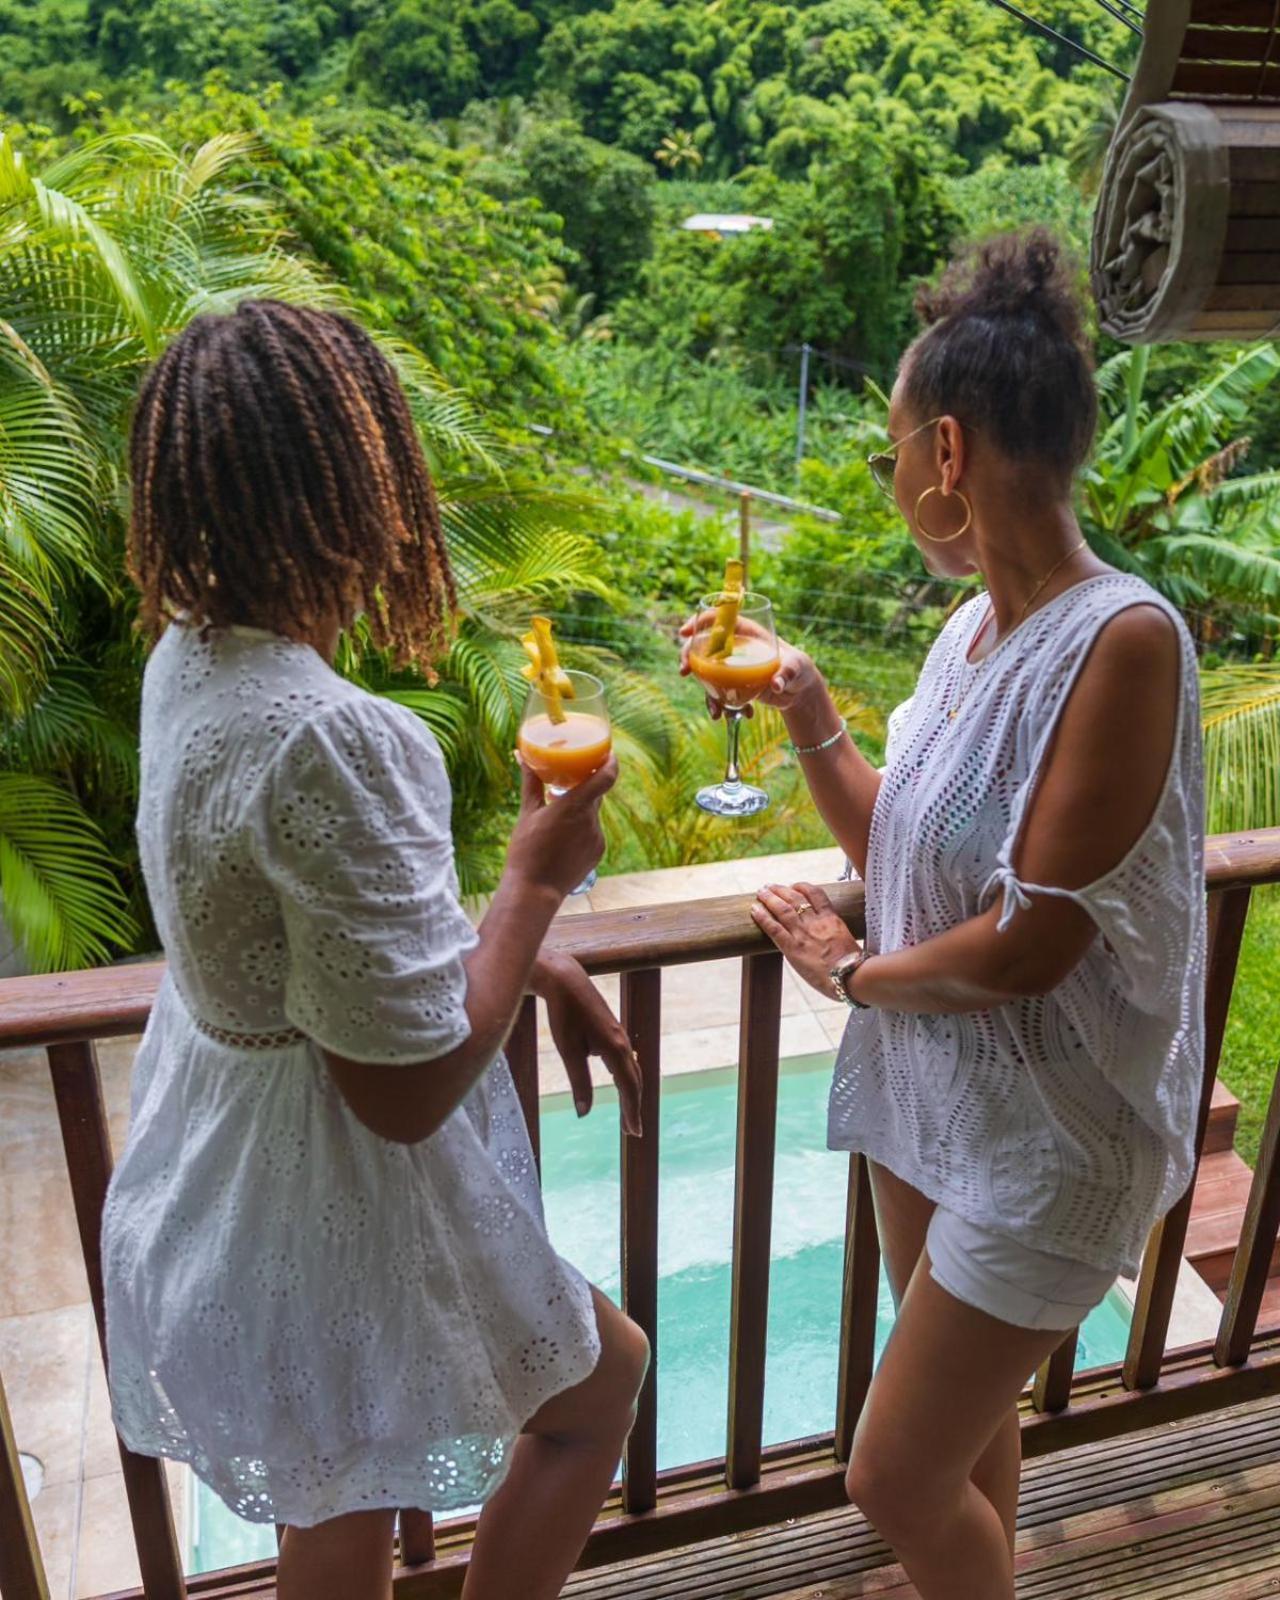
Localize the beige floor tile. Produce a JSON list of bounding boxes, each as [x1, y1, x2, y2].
[[657, 958, 746, 1032], [778, 1011, 838, 1060], [657, 1022, 742, 1077], [0, 1049, 67, 1178], [586, 860, 745, 912], [817, 1009, 854, 1050], [30, 1477, 77, 1600], [71, 1462, 189, 1598], [75, 1472, 141, 1599], [780, 967, 822, 1016], [729, 846, 848, 893], [0, 1305, 92, 1489], [0, 1166, 92, 1318], [553, 892, 598, 916], [82, 1343, 122, 1482]]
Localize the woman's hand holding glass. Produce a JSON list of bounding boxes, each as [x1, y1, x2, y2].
[[679, 612, 824, 719], [507, 743, 618, 902], [517, 669, 612, 893]]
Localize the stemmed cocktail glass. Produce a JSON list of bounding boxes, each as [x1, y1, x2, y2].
[[517, 669, 612, 893], [687, 594, 780, 817]]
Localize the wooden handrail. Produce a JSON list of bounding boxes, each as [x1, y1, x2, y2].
[[3, 827, 1278, 1050], [4, 824, 1280, 1599]]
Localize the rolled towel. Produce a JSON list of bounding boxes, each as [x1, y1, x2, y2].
[[1091, 100, 1230, 344]]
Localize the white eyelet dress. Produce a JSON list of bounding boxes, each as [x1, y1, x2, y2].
[[829, 573, 1206, 1279], [101, 624, 601, 1527]]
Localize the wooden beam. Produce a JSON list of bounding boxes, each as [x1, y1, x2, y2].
[[1216, 1049, 1280, 1365], [620, 969, 662, 1516], [1123, 887, 1252, 1390], [1032, 1329, 1079, 1415], [0, 1365, 49, 1600], [47, 1041, 187, 1600], [725, 953, 783, 1490], [834, 1155, 879, 1463]]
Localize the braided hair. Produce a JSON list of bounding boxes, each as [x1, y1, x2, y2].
[[128, 300, 457, 669]]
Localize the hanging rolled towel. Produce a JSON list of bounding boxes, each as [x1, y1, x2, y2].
[[1092, 0, 1280, 343]]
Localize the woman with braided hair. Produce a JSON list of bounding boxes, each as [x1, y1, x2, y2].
[[102, 300, 648, 1599]]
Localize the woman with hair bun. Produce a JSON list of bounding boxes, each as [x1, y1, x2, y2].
[[681, 230, 1204, 1596]]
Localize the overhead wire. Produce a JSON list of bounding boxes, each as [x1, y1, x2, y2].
[[1088, 0, 1143, 37], [980, 0, 1131, 78]]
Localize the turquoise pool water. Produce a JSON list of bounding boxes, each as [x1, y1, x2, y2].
[[188, 1052, 1132, 1570]]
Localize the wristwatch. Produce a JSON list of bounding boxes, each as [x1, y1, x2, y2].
[[830, 949, 872, 1009]]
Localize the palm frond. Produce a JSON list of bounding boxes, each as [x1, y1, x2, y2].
[[1, 664, 139, 788], [0, 773, 136, 971], [1208, 469, 1280, 519], [376, 683, 473, 768], [0, 132, 158, 355], [1201, 662, 1280, 834]]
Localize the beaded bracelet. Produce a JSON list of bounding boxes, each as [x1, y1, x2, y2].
[[789, 717, 848, 756]]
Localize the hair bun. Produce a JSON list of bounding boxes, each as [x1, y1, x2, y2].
[[915, 227, 1087, 350]]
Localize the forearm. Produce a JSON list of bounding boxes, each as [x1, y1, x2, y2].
[[851, 904, 1093, 1015], [782, 687, 882, 876]]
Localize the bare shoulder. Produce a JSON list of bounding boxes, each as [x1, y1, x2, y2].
[[1088, 601, 1181, 674], [1064, 601, 1181, 727], [1017, 600, 1183, 888]]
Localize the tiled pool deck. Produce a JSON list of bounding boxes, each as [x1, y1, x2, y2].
[[0, 846, 1226, 1595]]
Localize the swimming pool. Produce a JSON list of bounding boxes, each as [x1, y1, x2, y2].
[[187, 1052, 1133, 1570]]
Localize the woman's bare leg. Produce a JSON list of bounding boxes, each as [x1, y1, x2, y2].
[[846, 1246, 1069, 1598], [462, 1287, 649, 1600], [276, 1509, 396, 1600], [867, 1160, 1021, 1554]]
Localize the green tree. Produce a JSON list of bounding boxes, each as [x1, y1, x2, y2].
[[516, 120, 655, 305], [0, 123, 648, 964]]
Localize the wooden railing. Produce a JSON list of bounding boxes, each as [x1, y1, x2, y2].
[[2, 828, 1280, 1599]]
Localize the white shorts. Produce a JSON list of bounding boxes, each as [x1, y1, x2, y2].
[[925, 1205, 1118, 1332]]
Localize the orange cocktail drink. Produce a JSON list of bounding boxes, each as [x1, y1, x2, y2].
[[517, 710, 613, 790], [688, 634, 780, 710]]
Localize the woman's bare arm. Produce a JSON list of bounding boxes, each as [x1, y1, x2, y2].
[[754, 606, 1183, 1013], [779, 684, 883, 878], [849, 605, 1182, 1013], [678, 610, 882, 874]]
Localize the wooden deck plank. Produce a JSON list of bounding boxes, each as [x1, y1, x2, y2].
[[563, 1394, 1280, 1600]]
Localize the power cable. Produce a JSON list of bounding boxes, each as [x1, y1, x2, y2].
[[981, 0, 1131, 78]]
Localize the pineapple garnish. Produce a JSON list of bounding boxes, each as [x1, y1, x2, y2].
[[520, 615, 575, 724], [704, 557, 745, 660]]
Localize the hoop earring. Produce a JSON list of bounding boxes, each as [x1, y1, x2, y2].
[[915, 485, 973, 544]]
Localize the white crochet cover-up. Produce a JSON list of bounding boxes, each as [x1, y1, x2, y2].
[[102, 623, 601, 1528], [829, 573, 1206, 1278]]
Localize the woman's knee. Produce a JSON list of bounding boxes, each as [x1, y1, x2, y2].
[[595, 1299, 650, 1407], [845, 1450, 943, 1544], [523, 1296, 648, 1446]]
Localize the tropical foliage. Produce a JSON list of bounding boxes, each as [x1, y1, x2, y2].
[[0, 127, 656, 966], [1, 0, 1277, 971]]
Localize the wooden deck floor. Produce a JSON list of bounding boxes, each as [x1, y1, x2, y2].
[[564, 1392, 1280, 1599]]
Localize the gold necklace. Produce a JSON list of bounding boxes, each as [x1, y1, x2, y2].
[[947, 539, 1088, 721]]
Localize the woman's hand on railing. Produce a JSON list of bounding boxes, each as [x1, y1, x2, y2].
[[533, 951, 643, 1136], [750, 882, 861, 999], [677, 609, 825, 722]]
